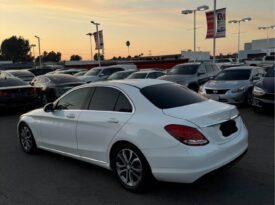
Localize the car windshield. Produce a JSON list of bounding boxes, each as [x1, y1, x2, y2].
[[127, 73, 147, 79], [215, 69, 251, 81], [0, 78, 27, 87], [108, 72, 132, 80], [167, 64, 200, 75], [265, 67, 275, 77], [84, 68, 101, 76], [141, 83, 205, 109], [47, 75, 84, 84]]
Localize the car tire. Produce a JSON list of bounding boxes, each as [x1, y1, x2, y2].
[[111, 143, 152, 192], [18, 123, 37, 154]]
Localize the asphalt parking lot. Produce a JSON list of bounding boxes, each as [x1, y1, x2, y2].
[[0, 107, 274, 205]]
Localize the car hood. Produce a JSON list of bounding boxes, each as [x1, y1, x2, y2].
[[256, 77, 275, 93], [204, 80, 250, 90], [159, 75, 195, 83]]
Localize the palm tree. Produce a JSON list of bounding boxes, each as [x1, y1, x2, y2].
[[126, 41, 130, 56]]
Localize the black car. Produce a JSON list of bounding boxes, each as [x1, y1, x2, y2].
[[252, 66, 275, 111], [0, 70, 35, 83], [28, 68, 55, 76], [31, 74, 85, 105], [0, 78, 41, 111]]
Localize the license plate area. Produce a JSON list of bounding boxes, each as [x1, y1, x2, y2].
[[219, 120, 238, 137]]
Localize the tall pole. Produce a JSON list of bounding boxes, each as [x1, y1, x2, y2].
[[237, 21, 241, 63], [86, 33, 93, 61], [91, 21, 101, 67], [266, 29, 269, 49], [35, 36, 41, 68], [213, 0, 216, 63], [194, 10, 196, 53]]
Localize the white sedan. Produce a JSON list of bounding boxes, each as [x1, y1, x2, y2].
[[18, 79, 248, 191]]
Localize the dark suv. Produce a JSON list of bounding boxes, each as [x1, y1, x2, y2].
[[158, 62, 220, 92]]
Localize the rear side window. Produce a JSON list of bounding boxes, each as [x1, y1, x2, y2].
[[140, 83, 206, 109], [89, 87, 120, 111], [114, 93, 132, 112]]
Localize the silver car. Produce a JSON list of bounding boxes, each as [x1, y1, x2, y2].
[[199, 66, 265, 105]]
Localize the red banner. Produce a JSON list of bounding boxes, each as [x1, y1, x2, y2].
[[206, 8, 226, 39]]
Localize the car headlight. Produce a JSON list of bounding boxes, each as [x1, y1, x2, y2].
[[253, 86, 266, 96], [231, 86, 246, 93], [199, 86, 205, 94]]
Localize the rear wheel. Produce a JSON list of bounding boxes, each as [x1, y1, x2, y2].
[[18, 123, 37, 154], [111, 143, 152, 192]]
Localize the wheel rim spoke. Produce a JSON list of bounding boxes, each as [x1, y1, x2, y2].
[[20, 126, 33, 151]]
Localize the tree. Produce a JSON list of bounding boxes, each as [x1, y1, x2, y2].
[[70, 55, 82, 61], [94, 53, 104, 61], [36, 51, 61, 62], [0, 36, 31, 62], [126, 41, 130, 56]]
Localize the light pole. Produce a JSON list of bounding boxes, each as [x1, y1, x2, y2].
[[86, 33, 93, 61], [30, 44, 36, 64], [34, 35, 42, 68], [228, 17, 252, 63], [258, 25, 275, 49], [91, 21, 101, 66], [181, 5, 209, 56]]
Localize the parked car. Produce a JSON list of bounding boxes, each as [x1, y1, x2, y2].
[[73, 70, 87, 77], [127, 70, 164, 79], [18, 79, 248, 191], [28, 68, 55, 76], [215, 58, 235, 69], [252, 66, 275, 111], [54, 69, 85, 76], [30, 74, 85, 105], [199, 66, 265, 105], [0, 77, 40, 110], [159, 62, 220, 92], [79, 65, 136, 83], [107, 70, 136, 80], [0, 70, 35, 83], [246, 56, 275, 67]]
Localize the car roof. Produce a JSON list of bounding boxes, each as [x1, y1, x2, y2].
[[82, 79, 172, 89], [5, 70, 34, 74], [174, 62, 202, 67]]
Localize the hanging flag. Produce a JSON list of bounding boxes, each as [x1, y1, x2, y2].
[[206, 8, 226, 39], [94, 30, 104, 50]]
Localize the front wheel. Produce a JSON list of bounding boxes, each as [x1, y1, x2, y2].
[[18, 123, 37, 154], [111, 144, 152, 192]]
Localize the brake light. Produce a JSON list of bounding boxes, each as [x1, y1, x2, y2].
[[165, 124, 209, 146], [0, 91, 9, 97], [28, 87, 40, 94]]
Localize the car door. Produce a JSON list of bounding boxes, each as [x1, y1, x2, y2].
[[39, 87, 92, 154], [197, 64, 209, 85], [76, 86, 134, 163]]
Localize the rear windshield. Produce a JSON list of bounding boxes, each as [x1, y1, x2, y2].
[[167, 64, 200, 75], [140, 83, 206, 109], [10, 71, 34, 77], [47, 75, 84, 84], [127, 73, 147, 79], [0, 78, 27, 87], [215, 69, 251, 81]]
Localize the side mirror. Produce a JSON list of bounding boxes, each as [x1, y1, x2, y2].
[[43, 103, 54, 113]]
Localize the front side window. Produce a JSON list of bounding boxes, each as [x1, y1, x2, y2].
[[56, 87, 91, 110]]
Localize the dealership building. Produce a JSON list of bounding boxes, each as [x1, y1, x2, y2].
[[239, 38, 275, 59]]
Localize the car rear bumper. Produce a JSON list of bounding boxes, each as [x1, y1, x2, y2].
[[142, 125, 248, 183]]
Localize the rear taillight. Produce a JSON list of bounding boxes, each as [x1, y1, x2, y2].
[[28, 88, 40, 94], [165, 124, 209, 146], [0, 91, 9, 97]]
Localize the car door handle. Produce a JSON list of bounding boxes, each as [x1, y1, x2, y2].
[[107, 118, 119, 124], [66, 114, 76, 119]]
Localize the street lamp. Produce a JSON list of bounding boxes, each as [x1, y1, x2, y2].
[[181, 5, 209, 56], [86, 33, 93, 61], [30, 44, 36, 63], [258, 25, 275, 49], [34, 35, 42, 68], [91, 21, 101, 66], [228, 17, 252, 63]]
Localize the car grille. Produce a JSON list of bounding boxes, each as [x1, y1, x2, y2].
[[205, 89, 229, 94], [262, 93, 275, 100]]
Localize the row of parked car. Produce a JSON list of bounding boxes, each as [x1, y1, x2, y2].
[[0, 62, 274, 112]]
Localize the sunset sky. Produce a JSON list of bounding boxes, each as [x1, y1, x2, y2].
[[0, 0, 274, 60]]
